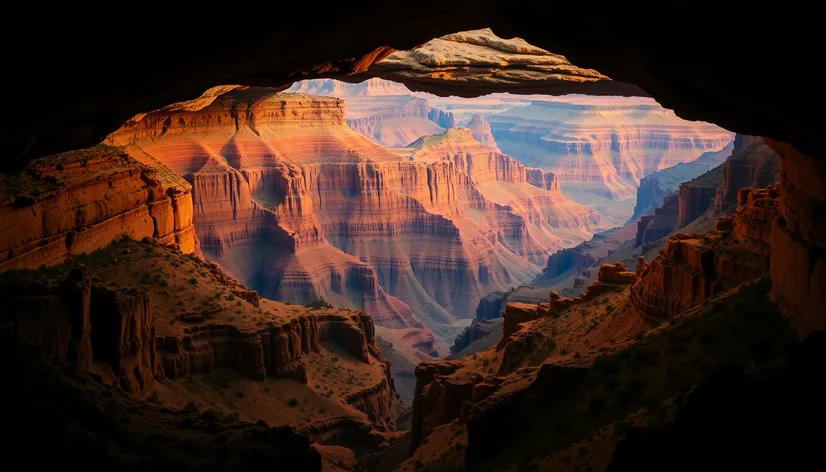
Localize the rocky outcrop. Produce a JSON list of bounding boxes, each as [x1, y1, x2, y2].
[[545, 246, 597, 278], [409, 360, 469, 453], [635, 194, 679, 248], [525, 168, 561, 191], [675, 169, 723, 228], [488, 96, 733, 199], [288, 78, 453, 147], [630, 144, 732, 222], [4, 268, 159, 395], [763, 140, 826, 334], [344, 96, 445, 147], [368, 28, 643, 98], [475, 291, 508, 320], [427, 107, 456, 129], [109, 89, 598, 335], [713, 138, 779, 214], [158, 315, 320, 383], [0, 146, 197, 272], [450, 318, 502, 355], [466, 114, 498, 151], [631, 185, 780, 319], [497, 302, 549, 350]]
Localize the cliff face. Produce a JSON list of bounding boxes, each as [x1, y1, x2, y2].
[[1, 238, 399, 445], [631, 185, 779, 319], [109, 88, 599, 337], [466, 114, 498, 151], [343, 96, 446, 147], [0, 145, 197, 272], [713, 138, 779, 213], [287, 78, 454, 148], [487, 96, 734, 199], [633, 135, 779, 251], [630, 142, 732, 223]]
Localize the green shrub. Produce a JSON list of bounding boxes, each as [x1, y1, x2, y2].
[[305, 297, 333, 309], [413, 459, 424, 470], [183, 401, 200, 413], [222, 411, 240, 422], [287, 397, 299, 407], [236, 390, 245, 398]]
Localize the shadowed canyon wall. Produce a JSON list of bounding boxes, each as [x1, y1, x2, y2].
[[108, 88, 600, 340]]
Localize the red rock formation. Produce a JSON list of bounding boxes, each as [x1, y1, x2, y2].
[[6, 269, 159, 395], [713, 137, 779, 214], [109, 88, 599, 335], [763, 140, 826, 334], [631, 185, 779, 319], [0, 146, 197, 272], [409, 360, 468, 453], [545, 245, 597, 279], [466, 114, 499, 151], [597, 261, 636, 284], [635, 194, 679, 248], [496, 302, 550, 350]]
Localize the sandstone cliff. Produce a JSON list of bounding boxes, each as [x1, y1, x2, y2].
[[0, 237, 401, 459], [713, 137, 779, 214], [109, 88, 599, 339], [631, 185, 779, 319], [486, 96, 734, 199], [288, 78, 455, 147], [465, 114, 499, 151], [0, 145, 197, 272]]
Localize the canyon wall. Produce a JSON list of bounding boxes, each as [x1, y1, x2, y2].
[[0, 146, 197, 272], [713, 138, 779, 214], [630, 142, 732, 222], [108, 88, 599, 340], [486, 96, 734, 199], [287, 78, 455, 147], [631, 184, 779, 319]]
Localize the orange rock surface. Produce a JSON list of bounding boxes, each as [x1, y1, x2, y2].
[[0, 145, 197, 272], [108, 87, 600, 337], [631, 184, 779, 319]]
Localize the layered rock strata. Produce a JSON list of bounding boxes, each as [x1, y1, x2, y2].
[[631, 185, 780, 319], [763, 140, 826, 334], [713, 138, 779, 213], [109, 88, 598, 335], [5, 267, 159, 394], [487, 96, 734, 199], [630, 143, 733, 222], [0, 145, 197, 272], [466, 114, 499, 151], [367, 28, 643, 97], [287, 78, 454, 147]]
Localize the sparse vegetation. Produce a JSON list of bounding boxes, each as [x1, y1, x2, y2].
[[305, 297, 333, 309], [287, 397, 299, 407], [183, 401, 200, 413]]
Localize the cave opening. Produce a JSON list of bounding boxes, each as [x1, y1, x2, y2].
[[1, 10, 824, 472]]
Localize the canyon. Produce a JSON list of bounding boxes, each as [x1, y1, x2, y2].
[[486, 96, 734, 204], [3, 8, 826, 472], [106, 87, 601, 349]]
